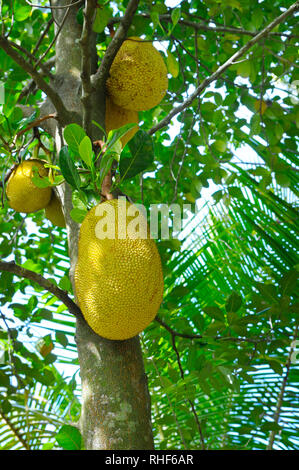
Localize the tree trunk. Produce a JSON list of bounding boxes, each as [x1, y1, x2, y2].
[[76, 315, 154, 449], [49, 0, 154, 450]]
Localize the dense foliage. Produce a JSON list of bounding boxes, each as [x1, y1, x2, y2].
[[0, 0, 298, 450]]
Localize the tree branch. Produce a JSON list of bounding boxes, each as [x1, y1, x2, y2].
[[14, 113, 57, 140], [17, 57, 56, 102], [33, 4, 72, 71], [0, 261, 83, 320], [2, 38, 54, 79], [156, 316, 273, 345], [32, 17, 54, 56], [91, 0, 140, 91], [149, 1, 299, 136], [109, 13, 299, 39], [79, 0, 98, 136], [0, 36, 72, 125]]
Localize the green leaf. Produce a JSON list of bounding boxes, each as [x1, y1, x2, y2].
[[59, 146, 81, 190], [119, 130, 154, 181], [58, 275, 72, 292], [72, 189, 88, 209], [211, 139, 227, 153], [91, 119, 106, 135], [0, 398, 12, 414], [21, 260, 41, 273], [250, 114, 261, 136], [225, 292, 242, 313], [228, 186, 243, 198], [256, 282, 278, 304], [63, 124, 86, 157], [275, 171, 290, 188], [166, 50, 179, 78], [150, 11, 165, 33], [280, 269, 298, 296], [31, 171, 52, 189], [267, 359, 284, 376], [96, 152, 116, 192], [171, 7, 181, 27], [170, 285, 190, 298], [70, 208, 88, 223], [106, 123, 137, 152], [14, 5, 31, 22], [237, 60, 251, 78], [93, 5, 113, 33], [55, 424, 82, 450], [0, 371, 10, 387], [79, 136, 93, 168], [55, 331, 68, 348], [204, 306, 225, 322], [76, 6, 84, 25], [260, 421, 282, 433]]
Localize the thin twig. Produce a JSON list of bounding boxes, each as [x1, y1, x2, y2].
[[32, 17, 54, 56], [109, 13, 299, 39], [14, 113, 57, 141], [33, 5, 71, 71], [18, 57, 56, 102], [0, 261, 83, 320], [0, 36, 72, 125], [155, 316, 273, 345]]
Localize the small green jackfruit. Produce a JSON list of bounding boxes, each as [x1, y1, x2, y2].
[[6, 159, 52, 213], [45, 192, 66, 228], [105, 96, 139, 147]]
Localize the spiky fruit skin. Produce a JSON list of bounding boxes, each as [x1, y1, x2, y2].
[[6, 159, 52, 213], [106, 37, 168, 112], [45, 192, 66, 228], [105, 97, 139, 147], [74, 199, 164, 340]]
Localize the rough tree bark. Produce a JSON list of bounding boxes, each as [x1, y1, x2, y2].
[[43, 0, 154, 450]]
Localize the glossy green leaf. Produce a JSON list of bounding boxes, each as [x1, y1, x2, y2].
[[59, 145, 81, 190], [55, 425, 82, 450], [79, 136, 93, 168], [119, 130, 154, 180], [63, 124, 86, 157]]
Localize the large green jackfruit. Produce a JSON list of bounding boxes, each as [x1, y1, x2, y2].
[[74, 198, 164, 340]]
